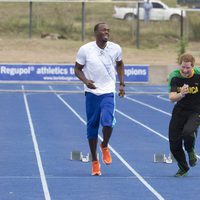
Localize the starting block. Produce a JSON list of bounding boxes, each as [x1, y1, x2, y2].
[[168, 153, 176, 163], [70, 151, 99, 163], [153, 153, 176, 164], [70, 151, 83, 161], [154, 153, 166, 163], [81, 153, 99, 162]]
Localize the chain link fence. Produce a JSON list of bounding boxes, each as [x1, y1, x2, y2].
[[0, 1, 200, 48]]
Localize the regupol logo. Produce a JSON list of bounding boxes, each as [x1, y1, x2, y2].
[[0, 65, 35, 76]]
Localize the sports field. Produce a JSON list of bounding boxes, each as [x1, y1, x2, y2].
[[0, 84, 199, 200]]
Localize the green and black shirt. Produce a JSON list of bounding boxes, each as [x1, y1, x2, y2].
[[168, 66, 200, 112]]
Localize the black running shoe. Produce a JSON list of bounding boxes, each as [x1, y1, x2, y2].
[[188, 149, 198, 167], [174, 168, 188, 177]]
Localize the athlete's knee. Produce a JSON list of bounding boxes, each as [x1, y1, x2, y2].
[[169, 140, 182, 152], [87, 129, 98, 139], [182, 128, 195, 138], [87, 126, 99, 139], [101, 114, 114, 127], [87, 134, 98, 140]]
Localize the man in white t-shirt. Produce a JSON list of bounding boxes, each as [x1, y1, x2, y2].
[[75, 22, 125, 176]]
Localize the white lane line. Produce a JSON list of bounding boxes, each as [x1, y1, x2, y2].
[[76, 85, 83, 91], [54, 92, 165, 200], [156, 95, 170, 102], [118, 98, 200, 159], [22, 85, 51, 200], [116, 109, 169, 141], [125, 96, 171, 116]]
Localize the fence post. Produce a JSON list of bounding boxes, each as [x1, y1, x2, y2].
[[81, 2, 85, 41], [136, 2, 140, 49], [180, 10, 184, 38], [29, 1, 32, 39], [132, 11, 135, 45]]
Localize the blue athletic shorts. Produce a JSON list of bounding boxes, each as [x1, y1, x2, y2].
[[85, 92, 116, 139]]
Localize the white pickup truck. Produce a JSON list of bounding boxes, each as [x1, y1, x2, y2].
[[113, 0, 186, 21]]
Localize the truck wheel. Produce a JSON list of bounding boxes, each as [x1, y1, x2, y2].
[[170, 15, 181, 22], [124, 13, 134, 21]]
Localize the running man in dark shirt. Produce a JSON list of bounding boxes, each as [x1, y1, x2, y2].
[[168, 53, 199, 177]]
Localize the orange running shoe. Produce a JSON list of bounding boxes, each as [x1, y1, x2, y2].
[[100, 143, 112, 165], [92, 161, 101, 176]]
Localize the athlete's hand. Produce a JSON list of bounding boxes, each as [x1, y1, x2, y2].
[[85, 80, 96, 89], [118, 85, 125, 98], [180, 84, 189, 96]]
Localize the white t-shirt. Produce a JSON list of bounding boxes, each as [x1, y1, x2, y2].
[[76, 41, 122, 95]]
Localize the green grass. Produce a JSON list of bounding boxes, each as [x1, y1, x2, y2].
[[0, 1, 199, 49]]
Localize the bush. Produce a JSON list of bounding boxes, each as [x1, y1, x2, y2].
[[177, 36, 188, 63]]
